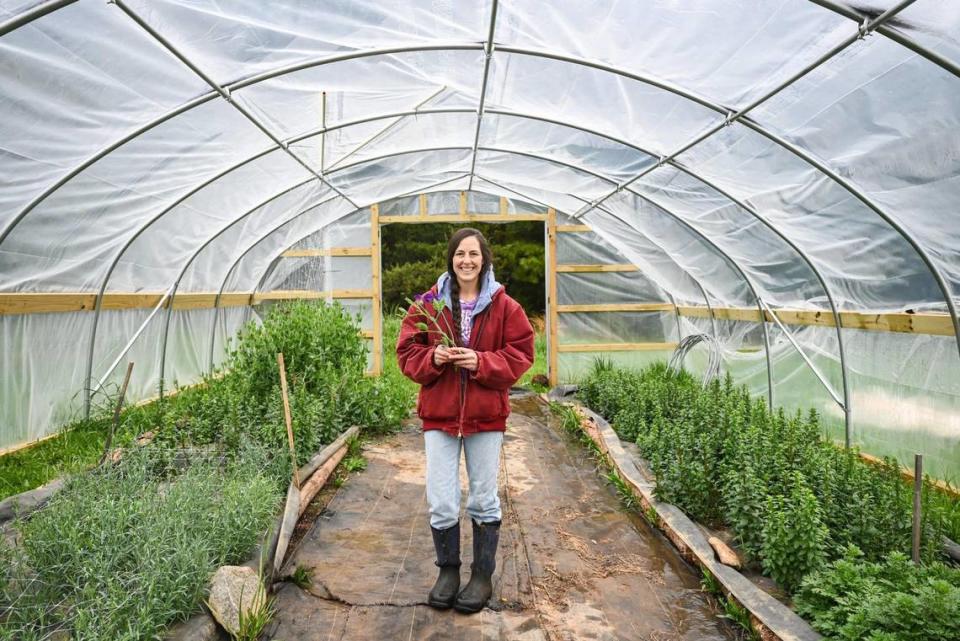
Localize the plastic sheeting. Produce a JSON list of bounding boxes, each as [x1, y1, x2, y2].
[[1, 1, 958, 479]]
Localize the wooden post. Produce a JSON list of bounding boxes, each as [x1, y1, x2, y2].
[[370, 204, 383, 376], [99, 361, 135, 465], [419, 193, 428, 219], [276, 352, 300, 488], [913, 453, 923, 564], [547, 208, 558, 386], [459, 190, 468, 218]]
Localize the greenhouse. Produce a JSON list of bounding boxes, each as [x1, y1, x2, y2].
[[1, 1, 959, 640]]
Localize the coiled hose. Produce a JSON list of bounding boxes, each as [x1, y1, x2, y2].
[[668, 334, 722, 386]]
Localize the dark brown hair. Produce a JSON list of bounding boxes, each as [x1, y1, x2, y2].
[[446, 228, 493, 345]]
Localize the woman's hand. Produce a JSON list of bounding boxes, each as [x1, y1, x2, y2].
[[448, 347, 480, 371], [433, 344, 454, 367]]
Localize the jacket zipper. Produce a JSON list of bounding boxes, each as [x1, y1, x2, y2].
[[458, 308, 489, 438]]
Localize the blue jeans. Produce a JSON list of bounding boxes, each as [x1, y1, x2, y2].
[[423, 430, 503, 529]]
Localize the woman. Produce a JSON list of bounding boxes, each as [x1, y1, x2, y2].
[[396, 228, 535, 614]]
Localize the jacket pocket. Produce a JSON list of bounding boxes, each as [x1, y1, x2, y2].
[[418, 382, 458, 420], [463, 384, 509, 421]]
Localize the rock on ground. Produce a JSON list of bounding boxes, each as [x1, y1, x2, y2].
[[207, 565, 267, 637]]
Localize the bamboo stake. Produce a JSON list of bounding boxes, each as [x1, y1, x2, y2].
[[99, 361, 134, 465], [277, 352, 300, 488]]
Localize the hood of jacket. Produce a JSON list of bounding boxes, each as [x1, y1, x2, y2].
[[435, 268, 503, 317]]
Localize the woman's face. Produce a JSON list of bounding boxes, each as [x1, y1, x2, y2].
[[453, 235, 483, 287]]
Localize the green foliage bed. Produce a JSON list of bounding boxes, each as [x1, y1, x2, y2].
[[0, 300, 413, 640], [578, 360, 960, 640]]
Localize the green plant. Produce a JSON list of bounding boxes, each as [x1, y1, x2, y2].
[[233, 577, 276, 641], [0, 446, 281, 641], [290, 564, 313, 590], [605, 468, 638, 510], [796, 546, 960, 641], [577, 358, 960, 598], [700, 567, 722, 595], [644, 504, 659, 527], [761, 473, 828, 592], [343, 455, 367, 473], [721, 596, 760, 641]]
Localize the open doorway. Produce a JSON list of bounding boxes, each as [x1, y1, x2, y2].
[[379, 220, 548, 389]]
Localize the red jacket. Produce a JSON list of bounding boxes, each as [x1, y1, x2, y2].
[[396, 285, 534, 436]]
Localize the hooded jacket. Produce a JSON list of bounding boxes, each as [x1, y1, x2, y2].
[[396, 270, 535, 436]]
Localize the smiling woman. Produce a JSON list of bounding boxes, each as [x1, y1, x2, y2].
[[396, 227, 535, 613]]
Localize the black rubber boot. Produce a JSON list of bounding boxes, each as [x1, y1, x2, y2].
[[454, 519, 500, 614], [427, 522, 461, 609]]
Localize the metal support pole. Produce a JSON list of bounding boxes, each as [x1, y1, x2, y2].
[[324, 86, 447, 172], [467, 0, 499, 191], [319, 90, 326, 173], [760, 297, 845, 415], [89, 282, 175, 402], [693, 281, 719, 341], [82, 177, 317, 416], [808, 0, 960, 79], [111, 0, 359, 209], [570, 1, 917, 220]]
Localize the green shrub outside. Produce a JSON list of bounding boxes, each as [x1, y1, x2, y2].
[[380, 221, 545, 315]]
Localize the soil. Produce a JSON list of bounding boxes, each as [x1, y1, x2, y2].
[[267, 395, 738, 641]]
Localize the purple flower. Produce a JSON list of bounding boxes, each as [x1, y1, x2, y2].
[[414, 293, 424, 304], [421, 291, 437, 305]]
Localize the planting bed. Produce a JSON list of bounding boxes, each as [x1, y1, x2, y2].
[[571, 361, 960, 641], [0, 301, 412, 641]]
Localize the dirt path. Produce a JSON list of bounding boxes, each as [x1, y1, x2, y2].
[[268, 395, 736, 641]]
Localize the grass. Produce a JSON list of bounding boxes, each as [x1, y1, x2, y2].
[[232, 577, 276, 641], [0, 417, 112, 500], [516, 320, 548, 391]]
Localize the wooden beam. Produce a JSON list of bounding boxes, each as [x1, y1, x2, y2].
[[370, 204, 383, 376], [0, 293, 97, 314], [459, 190, 468, 217], [556, 303, 674, 313], [499, 196, 508, 217], [556, 264, 638, 273], [855, 448, 960, 497], [378, 213, 548, 224], [557, 342, 678, 353], [838, 311, 953, 336], [2, 293, 951, 338], [281, 247, 372, 258], [678, 306, 761, 323], [678, 305, 954, 337], [251, 289, 374, 303], [547, 208, 559, 386], [0, 292, 259, 315], [215, 293, 255, 308], [556, 224, 592, 233]]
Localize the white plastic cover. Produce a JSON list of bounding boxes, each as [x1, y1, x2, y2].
[[1, 1, 958, 478]]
